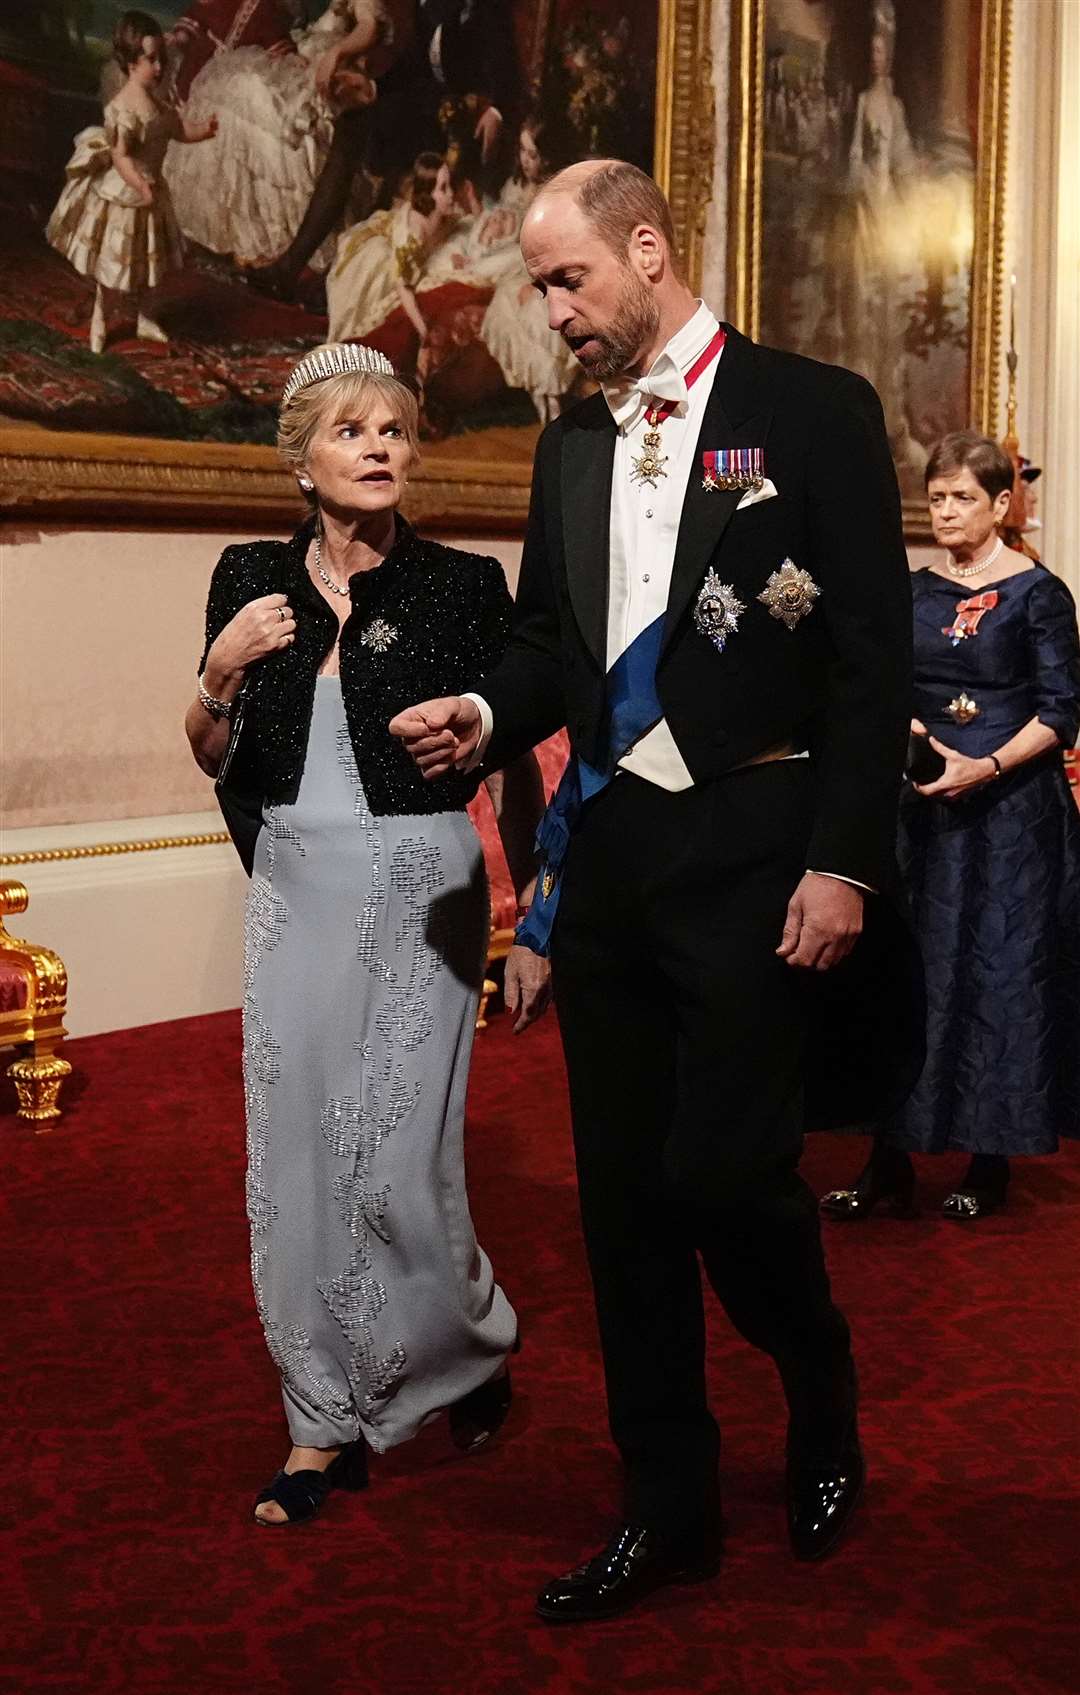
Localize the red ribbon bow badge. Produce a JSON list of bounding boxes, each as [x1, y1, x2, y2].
[[943, 590, 998, 646]]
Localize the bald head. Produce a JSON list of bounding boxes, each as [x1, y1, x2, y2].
[[526, 158, 681, 275]]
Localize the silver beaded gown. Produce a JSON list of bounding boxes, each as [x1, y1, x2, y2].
[[243, 676, 517, 1452]]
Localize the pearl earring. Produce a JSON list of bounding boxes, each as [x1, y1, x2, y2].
[[299, 475, 314, 492]]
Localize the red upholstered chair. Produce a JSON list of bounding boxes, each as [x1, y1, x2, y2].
[[467, 730, 569, 1026], [0, 881, 71, 1126]]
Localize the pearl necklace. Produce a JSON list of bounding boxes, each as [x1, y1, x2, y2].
[[947, 536, 1004, 580], [312, 531, 351, 597]]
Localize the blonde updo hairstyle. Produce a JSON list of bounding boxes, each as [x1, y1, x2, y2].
[[277, 344, 420, 509]]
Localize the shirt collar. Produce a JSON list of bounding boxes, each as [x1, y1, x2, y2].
[[601, 301, 721, 431]]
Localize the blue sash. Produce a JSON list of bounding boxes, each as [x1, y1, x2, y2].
[[515, 615, 665, 956]]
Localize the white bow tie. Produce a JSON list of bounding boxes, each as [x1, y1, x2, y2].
[[602, 358, 687, 431]]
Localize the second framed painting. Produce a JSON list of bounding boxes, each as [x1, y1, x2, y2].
[[727, 0, 1010, 535], [0, 0, 713, 530]]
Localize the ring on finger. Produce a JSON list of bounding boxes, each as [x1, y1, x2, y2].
[[277, 606, 287, 622]]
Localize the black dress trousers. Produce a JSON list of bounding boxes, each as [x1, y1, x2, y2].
[[551, 762, 851, 1534]]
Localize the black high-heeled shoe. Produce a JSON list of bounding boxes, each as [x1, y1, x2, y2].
[[449, 1366, 514, 1453], [943, 1154, 1009, 1220], [253, 1438, 369, 1526], [820, 1152, 918, 1220]]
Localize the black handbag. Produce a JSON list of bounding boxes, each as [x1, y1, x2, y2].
[[214, 681, 264, 877], [905, 730, 947, 785], [214, 678, 249, 788]]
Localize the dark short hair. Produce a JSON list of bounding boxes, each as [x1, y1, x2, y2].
[[410, 152, 445, 216], [113, 10, 163, 70], [924, 431, 1015, 503], [571, 160, 681, 275]]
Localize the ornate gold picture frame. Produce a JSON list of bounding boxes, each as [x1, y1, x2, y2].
[[0, 0, 714, 534], [727, 0, 1009, 538]]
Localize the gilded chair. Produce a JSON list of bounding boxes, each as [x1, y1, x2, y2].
[[0, 880, 71, 1125]]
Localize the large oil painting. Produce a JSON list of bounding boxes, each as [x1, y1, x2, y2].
[[728, 0, 1008, 528], [0, 1, 713, 528]]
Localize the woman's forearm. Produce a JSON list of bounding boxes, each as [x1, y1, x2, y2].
[[990, 716, 1062, 773], [185, 698, 231, 776], [185, 653, 245, 777], [484, 754, 545, 906]]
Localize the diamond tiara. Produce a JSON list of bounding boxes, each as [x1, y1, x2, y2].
[[281, 342, 396, 407]]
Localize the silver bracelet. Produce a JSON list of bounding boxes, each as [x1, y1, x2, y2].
[[198, 676, 233, 722]]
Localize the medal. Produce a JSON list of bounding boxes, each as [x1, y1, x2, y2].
[[701, 447, 765, 492], [628, 326, 727, 486], [630, 425, 669, 488]]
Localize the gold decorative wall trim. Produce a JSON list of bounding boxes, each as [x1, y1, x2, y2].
[[0, 435, 533, 533], [970, 0, 1011, 436], [656, 0, 717, 290], [0, 832, 230, 868]]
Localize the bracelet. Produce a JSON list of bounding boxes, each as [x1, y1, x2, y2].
[[987, 753, 1003, 780], [198, 677, 233, 722]]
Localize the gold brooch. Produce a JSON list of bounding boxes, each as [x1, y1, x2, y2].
[[758, 559, 821, 630], [630, 427, 668, 487], [359, 618, 399, 654], [947, 692, 980, 725], [542, 868, 557, 900]]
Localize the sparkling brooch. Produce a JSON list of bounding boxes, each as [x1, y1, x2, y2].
[[359, 618, 399, 654], [693, 569, 746, 653], [947, 692, 980, 725], [758, 559, 821, 630]]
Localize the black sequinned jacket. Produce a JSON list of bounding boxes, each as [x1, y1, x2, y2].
[[199, 516, 513, 872]]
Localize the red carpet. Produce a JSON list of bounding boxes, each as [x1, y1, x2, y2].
[[4, 1011, 1078, 1695]]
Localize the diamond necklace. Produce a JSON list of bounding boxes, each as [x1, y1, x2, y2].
[[947, 536, 1004, 579], [312, 531, 351, 596]]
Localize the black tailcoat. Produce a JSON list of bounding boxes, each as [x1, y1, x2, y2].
[[480, 324, 925, 1129]]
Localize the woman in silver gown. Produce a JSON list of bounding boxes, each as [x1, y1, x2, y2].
[[185, 342, 551, 1524]]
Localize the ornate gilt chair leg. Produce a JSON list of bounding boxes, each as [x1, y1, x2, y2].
[[476, 977, 497, 1031], [8, 1043, 72, 1126]]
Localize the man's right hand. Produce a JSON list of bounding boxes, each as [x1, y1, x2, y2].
[[388, 696, 482, 778]]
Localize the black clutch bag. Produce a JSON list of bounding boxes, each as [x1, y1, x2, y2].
[[214, 681, 264, 877], [905, 730, 947, 784], [214, 679, 249, 790]]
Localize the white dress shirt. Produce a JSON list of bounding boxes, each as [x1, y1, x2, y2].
[[601, 299, 721, 788], [464, 301, 720, 783]]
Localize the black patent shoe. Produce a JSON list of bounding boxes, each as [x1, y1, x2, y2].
[[786, 1425, 865, 1561], [535, 1521, 723, 1623], [253, 1439, 368, 1526], [820, 1155, 917, 1220], [449, 1366, 513, 1453]]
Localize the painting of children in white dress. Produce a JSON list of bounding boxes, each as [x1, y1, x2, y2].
[[758, 0, 982, 502], [0, 1, 656, 450]]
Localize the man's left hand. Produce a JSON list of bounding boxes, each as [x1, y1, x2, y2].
[[776, 873, 864, 972], [503, 945, 552, 1033]]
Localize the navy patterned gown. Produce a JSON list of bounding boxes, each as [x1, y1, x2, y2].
[[885, 564, 1080, 1156]]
